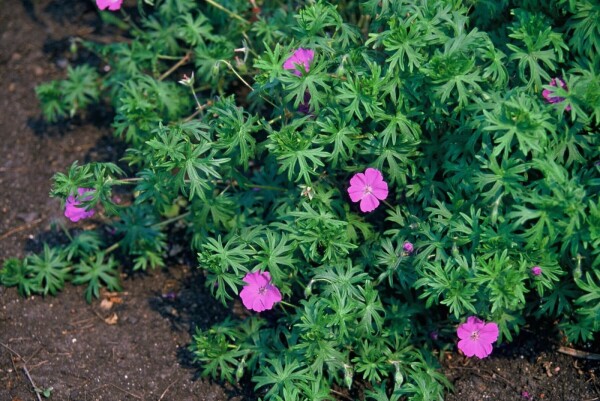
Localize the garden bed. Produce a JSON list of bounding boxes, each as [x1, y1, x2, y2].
[[1, 1, 599, 400]]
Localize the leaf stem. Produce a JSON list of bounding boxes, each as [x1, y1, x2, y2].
[[152, 211, 191, 228], [218, 59, 254, 91], [159, 52, 193, 81], [204, 0, 250, 25]]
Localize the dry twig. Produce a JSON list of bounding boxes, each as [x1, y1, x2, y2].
[[558, 346, 600, 361], [1, 343, 43, 401]]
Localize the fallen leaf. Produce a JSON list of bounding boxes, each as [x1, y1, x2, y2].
[[104, 313, 118, 325], [100, 299, 113, 311]]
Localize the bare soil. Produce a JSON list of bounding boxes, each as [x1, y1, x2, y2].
[[1, 1, 599, 401]]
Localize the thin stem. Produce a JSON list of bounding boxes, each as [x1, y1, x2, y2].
[[381, 199, 395, 209], [279, 300, 296, 308], [152, 211, 191, 228], [157, 54, 186, 60], [112, 177, 142, 185], [188, 86, 204, 116], [104, 242, 120, 255], [159, 52, 192, 81], [245, 184, 287, 192], [119, 9, 143, 34], [204, 0, 250, 25], [218, 59, 254, 91]]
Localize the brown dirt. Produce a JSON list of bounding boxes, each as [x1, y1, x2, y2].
[[0, 1, 599, 401]]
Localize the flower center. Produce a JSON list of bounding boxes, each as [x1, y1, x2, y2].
[[363, 185, 373, 195], [258, 285, 267, 295], [470, 330, 480, 341]]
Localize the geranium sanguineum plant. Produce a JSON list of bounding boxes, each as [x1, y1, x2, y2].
[[4, 1, 600, 400]]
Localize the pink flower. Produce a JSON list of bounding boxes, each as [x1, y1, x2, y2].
[[283, 48, 314, 76], [96, 0, 123, 11], [239, 271, 282, 312], [347, 168, 389, 213], [542, 78, 571, 111], [64, 188, 95, 222], [457, 316, 499, 359], [531, 266, 542, 276], [403, 241, 414, 254]]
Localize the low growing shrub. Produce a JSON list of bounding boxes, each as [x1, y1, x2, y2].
[[2, 0, 599, 399]]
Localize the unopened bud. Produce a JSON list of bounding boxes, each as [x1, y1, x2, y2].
[[235, 356, 246, 382], [304, 279, 314, 298], [343, 364, 353, 389]]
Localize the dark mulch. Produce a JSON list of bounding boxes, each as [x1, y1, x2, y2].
[[0, 1, 598, 401]]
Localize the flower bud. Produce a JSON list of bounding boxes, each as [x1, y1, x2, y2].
[[343, 364, 353, 389]]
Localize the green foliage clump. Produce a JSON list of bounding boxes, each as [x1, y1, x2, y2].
[[3, 0, 599, 400]]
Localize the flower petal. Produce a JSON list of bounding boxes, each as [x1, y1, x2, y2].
[[348, 186, 364, 202], [371, 180, 388, 200], [473, 340, 493, 359], [478, 322, 499, 343], [457, 338, 477, 357], [360, 194, 380, 212], [363, 168, 382, 186]]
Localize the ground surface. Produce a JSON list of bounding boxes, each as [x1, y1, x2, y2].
[[0, 1, 599, 401]]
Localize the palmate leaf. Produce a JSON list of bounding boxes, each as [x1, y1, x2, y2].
[[315, 109, 359, 168], [60, 65, 100, 116], [64, 231, 104, 261], [253, 231, 297, 293], [210, 99, 259, 170], [253, 356, 311, 401], [73, 252, 121, 303], [482, 91, 554, 159], [288, 204, 356, 262], [35, 81, 68, 123], [281, 56, 331, 113], [473, 154, 529, 203], [336, 62, 386, 122], [176, 12, 215, 46], [356, 282, 386, 335], [0, 258, 40, 297], [178, 142, 230, 200], [198, 235, 254, 304], [51, 161, 94, 199], [365, 137, 420, 186], [27, 244, 70, 296], [565, 1, 600, 59], [507, 10, 567, 91], [574, 271, 600, 324], [267, 123, 330, 184], [414, 256, 478, 319], [376, 109, 421, 148]]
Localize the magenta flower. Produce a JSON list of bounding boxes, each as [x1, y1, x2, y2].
[[403, 241, 414, 254], [64, 188, 95, 222], [457, 316, 499, 359], [96, 0, 123, 11], [542, 78, 571, 111], [239, 271, 282, 312], [347, 168, 389, 213], [283, 48, 314, 76], [531, 266, 542, 276]]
